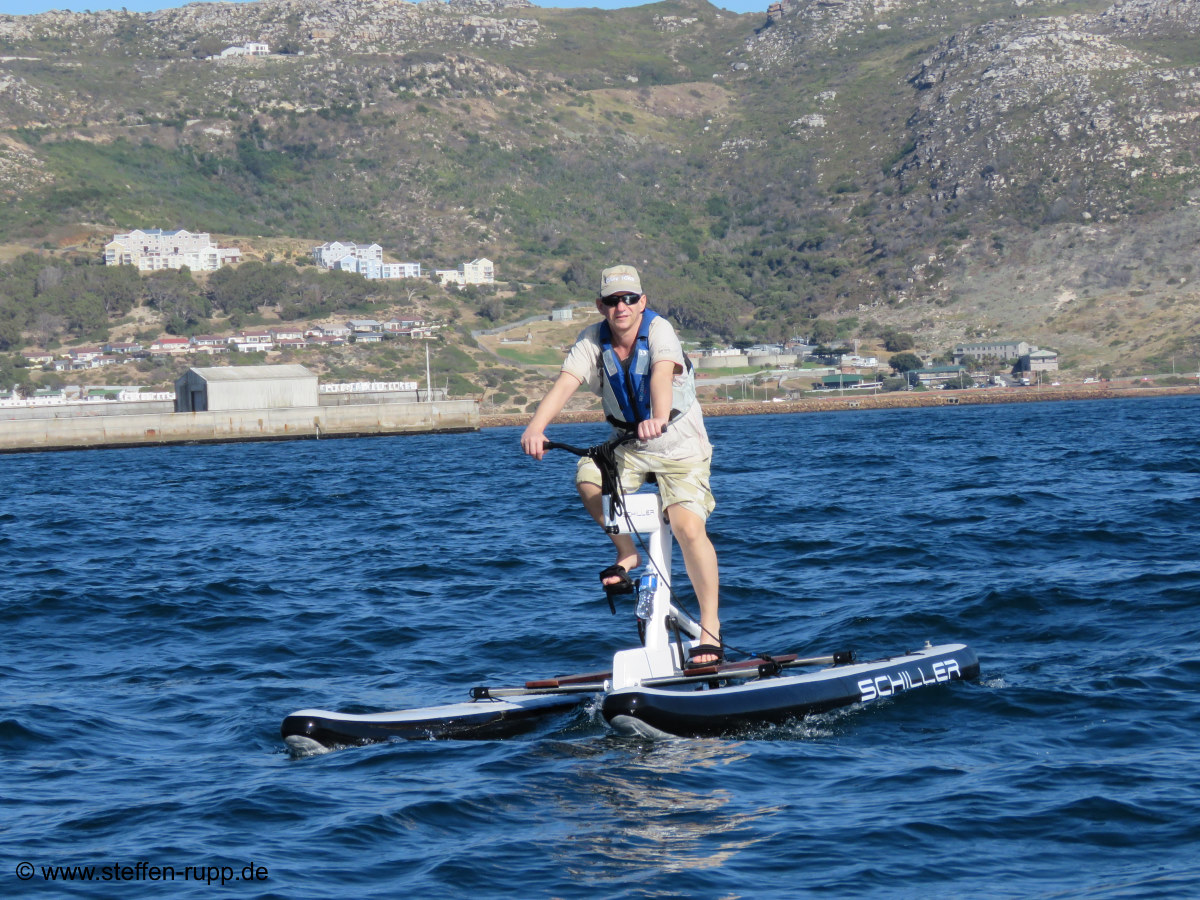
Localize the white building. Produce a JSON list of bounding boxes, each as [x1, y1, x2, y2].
[[382, 262, 421, 279], [841, 354, 879, 368], [461, 257, 494, 285], [105, 229, 241, 272], [953, 340, 1033, 363], [149, 337, 192, 355], [228, 331, 275, 352], [311, 323, 351, 339], [312, 241, 420, 281], [215, 42, 270, 59], [313, 241, 383, 267], [437, 258, 495, 287]]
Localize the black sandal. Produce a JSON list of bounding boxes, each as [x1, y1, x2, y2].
[[599, 564, 635, 595], [685, 643, 725, 668], [599, 565, 634, 614]]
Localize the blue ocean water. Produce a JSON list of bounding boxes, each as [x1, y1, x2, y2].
[[3, 396, 1199, 898]]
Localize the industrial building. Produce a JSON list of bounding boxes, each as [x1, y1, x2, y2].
[[175, 365, 319, 412]]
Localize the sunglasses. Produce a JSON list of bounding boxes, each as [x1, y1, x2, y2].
[[600, 293, 642, 308]]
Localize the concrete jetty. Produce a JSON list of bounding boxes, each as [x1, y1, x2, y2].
[[0, 399, 478, 453]]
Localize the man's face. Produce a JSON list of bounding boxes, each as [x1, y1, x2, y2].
[[597, 292, 645, 330]]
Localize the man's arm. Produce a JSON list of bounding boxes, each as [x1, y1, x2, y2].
[[521, 371, 583, 459]]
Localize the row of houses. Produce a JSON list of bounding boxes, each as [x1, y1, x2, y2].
[[105, 229, 242, 272], [154, 319, 434, 354], [22, 319, 435, 371]]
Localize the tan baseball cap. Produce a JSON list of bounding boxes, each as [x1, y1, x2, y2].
[[599, 264, 643, 298]]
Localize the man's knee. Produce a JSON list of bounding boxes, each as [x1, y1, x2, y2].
[[666, 505, 708, 542], [577, 480, 601, 500]]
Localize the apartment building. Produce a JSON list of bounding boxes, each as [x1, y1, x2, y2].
[[312, 241, 421, 281], [105, 229, 241, 272]]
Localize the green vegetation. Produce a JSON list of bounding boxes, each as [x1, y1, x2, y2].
[[887, 352, 924, 373], [0, 256, 142, 348], [494, 345, 566, 366]]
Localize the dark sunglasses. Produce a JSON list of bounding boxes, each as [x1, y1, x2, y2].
[[600, 293, 642, 307]]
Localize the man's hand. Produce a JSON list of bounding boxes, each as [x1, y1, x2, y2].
[[521, 425, 549, 459], [636, 416, 669, 441]]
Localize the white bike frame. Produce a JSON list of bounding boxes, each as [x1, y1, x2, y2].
[[603, 492, 703, 690]]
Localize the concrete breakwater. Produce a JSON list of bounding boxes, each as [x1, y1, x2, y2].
[[0, 399, 479, 453], [479, 385, 1200, 429]]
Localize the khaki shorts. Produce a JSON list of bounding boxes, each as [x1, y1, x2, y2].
[[576, 447, 716, 521]]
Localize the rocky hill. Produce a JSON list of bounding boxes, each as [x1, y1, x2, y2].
[[1, 0, 1198, 379]]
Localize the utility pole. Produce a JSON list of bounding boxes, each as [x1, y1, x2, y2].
[[425, 342, 432, 402]]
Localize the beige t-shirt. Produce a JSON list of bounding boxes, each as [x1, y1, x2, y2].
[[561, 315, 710, 460]]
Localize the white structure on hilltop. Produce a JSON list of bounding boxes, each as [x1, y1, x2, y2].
[[105, 229, 241, 272], [436, 257, 494, 287], [214, 42, 269, 59], [312, 241, 421, 281]]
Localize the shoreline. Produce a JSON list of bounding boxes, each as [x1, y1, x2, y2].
[[479, 384, 1200, 429]]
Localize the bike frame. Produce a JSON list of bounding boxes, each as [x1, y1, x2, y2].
[[547, 435, 703, 690], [605, 491, 706, 688]]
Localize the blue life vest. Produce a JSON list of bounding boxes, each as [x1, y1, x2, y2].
[[599, 309, 696, 427]]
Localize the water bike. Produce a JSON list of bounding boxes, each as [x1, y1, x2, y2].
[[281, 433, 978, 751]]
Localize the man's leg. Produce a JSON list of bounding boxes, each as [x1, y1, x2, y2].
[[666, 503, 720, 662], [578, 481, 641, 578]]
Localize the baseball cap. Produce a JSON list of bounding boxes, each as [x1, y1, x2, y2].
[[599, 264, 643, 298]]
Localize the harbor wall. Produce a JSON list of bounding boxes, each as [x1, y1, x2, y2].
[[0, 400, 177, 420], [0, 390, 448, 420], [0, 399, 478, 453]]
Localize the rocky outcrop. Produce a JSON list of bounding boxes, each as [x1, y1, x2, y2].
[[735, 0, 1200, 222], [1094, 0, 1200, 36], [0, 1, 551, 133], [899, 4, 1200, 219], [0, 135, 51, 194], [0, 0, 544, 56]]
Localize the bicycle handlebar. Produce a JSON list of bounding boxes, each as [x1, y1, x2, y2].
[[543, 429, 643, 460], [542, 440, 589, 457], [543, 437, 628, 460]]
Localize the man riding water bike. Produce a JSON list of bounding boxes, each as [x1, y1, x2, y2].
[[520, 264, 723, 666]]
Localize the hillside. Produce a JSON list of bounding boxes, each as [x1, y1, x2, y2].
[[1, 0, 1199, 393]]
